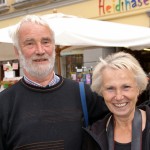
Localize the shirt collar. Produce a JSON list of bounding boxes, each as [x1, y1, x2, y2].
[[23, 72, 60, 88]]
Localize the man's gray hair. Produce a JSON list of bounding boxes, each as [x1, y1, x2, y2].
[[10, 15, 55, 51]]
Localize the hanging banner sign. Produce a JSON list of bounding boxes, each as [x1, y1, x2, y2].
[[99, 0, 149, 16]]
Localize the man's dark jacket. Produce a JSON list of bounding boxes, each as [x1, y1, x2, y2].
[[0, 76, 108, 150]]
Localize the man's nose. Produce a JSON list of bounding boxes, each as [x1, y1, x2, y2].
[[35, 43, 45, 54]]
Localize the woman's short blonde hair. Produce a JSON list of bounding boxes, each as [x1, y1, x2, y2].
[[91, 51, 148, 96]]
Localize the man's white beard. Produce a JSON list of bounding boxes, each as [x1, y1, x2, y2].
[[19, 52, 55, 79]]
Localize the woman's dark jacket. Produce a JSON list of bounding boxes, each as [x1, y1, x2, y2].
[[82, 105, 150, 150]]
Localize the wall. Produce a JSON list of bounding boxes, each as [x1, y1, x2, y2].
[[83, 47, 116, 68], [0, 0, 150, 77], [0, 0, 100, 28], [0, 0, 150, 27], [97, 0, 150, 27]]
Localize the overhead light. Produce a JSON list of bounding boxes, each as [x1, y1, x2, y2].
[[143, 48, 150, 51]]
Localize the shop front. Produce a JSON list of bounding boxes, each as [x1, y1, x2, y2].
[[0, 60, 21, 91], [0, 0, 149, 89]]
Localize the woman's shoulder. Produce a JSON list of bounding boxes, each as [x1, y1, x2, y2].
[[139, 105, 150, 126], [90, 113, 112, 134]]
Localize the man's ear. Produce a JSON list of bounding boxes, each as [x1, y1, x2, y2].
[[14, 46, 19, 58]]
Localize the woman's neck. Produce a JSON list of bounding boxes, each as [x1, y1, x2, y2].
[[113, 109, 146, 143], [114, 115, 133, 143]]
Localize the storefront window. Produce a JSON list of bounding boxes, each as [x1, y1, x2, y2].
[[66, 54, 83, 79], [66, 54, 93, 84]]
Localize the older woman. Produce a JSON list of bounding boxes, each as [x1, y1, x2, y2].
[[82, 52, 149, 150]]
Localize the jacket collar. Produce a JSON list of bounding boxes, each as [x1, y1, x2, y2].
[[83, 113, 112, 149]]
